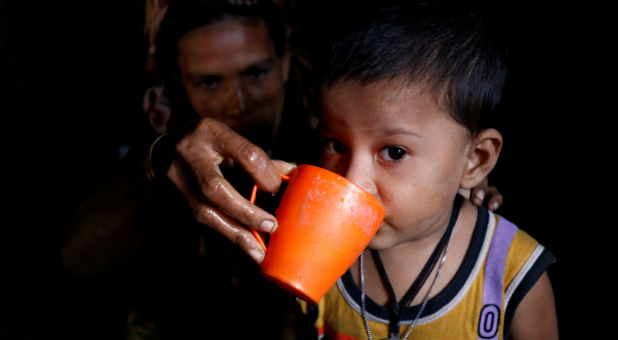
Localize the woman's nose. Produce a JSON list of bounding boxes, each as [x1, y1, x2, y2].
[[223, 82, 246, 117]]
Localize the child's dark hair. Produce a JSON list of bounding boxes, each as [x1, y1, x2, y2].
[[315, 1, 508, 135], [155, 0, 286, 123]]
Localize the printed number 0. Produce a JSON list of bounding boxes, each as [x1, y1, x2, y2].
[[478, 304, 500, 339]]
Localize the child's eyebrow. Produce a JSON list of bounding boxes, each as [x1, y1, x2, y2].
[[317, 123, 424, 139], [377, 128, 424, 139]]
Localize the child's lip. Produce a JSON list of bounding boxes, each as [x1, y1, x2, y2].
[[376, 221, 390, 231]]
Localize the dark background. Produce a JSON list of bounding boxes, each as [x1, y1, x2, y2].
[[2, 0, 604, 338]]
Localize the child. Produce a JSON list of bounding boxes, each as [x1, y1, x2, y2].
[[298, 2, 558, 339]]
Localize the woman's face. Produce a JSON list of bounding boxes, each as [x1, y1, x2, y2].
[[177, 18, 290, 150]]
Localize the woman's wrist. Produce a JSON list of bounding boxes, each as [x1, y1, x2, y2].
[[144, 132, 173, 181], [144, 119, 200, 181]]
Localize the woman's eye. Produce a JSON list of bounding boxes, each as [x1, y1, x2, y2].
[[380, 146, 407, 161], [322, 139, 347, 154], [196, 76, 219, 88], [246, 67, 270, 80]]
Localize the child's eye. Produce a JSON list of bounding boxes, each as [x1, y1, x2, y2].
[[379, 146, 407, 161], [321, 139, 347, 154]]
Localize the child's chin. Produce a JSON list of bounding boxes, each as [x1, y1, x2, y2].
[[367, 232, 394, 251]]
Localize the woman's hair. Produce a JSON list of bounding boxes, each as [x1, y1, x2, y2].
[[314, 1, 509, 134]]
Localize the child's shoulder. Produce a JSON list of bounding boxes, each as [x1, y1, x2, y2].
[[486, 211, 555, 280], [488, 212, 549, 258], [457, 200, 555, 289]]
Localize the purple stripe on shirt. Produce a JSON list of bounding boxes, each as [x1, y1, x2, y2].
[[478, 216, 517, 339]]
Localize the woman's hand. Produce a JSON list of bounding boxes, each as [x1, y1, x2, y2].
[[469, 177, 503, 211], [167, 118, 296, 263]]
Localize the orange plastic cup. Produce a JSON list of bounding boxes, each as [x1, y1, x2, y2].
[[250, 164, 385, 304]]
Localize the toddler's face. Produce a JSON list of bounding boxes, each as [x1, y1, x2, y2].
[[319, 79, 472, 249]]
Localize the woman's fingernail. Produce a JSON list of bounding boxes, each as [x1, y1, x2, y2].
[[260, 219, 277, 233], [474, 190, 485, 202], [249, 248, 265, 263], [284, 162, 297, 171]]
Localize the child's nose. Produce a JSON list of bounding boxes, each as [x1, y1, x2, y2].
[[343, 158, 378, 197]]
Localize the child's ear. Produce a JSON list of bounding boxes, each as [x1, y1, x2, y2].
[[460, 128, 503, 190]]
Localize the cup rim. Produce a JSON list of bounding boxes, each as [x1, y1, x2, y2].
[[296, 164, 383, 207]]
